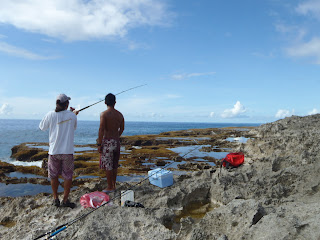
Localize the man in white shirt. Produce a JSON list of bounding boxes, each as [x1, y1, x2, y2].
[[39, 94, 78, 208]]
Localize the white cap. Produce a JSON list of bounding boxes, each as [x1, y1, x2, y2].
[[56, 94, 71, 103]]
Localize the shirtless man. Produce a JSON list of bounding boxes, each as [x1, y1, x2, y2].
[[97, 93, 124, 193]]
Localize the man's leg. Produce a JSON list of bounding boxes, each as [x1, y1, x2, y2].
[[63, 179, 72, 203], [48, 155, 61, 201], [51, 177, 59, 200], [105, 169, 115, 190], [102, 139, 119, 191], [60, 154, 75, 207], [111, 141, 120, 190], [112, 168, 117, 190]]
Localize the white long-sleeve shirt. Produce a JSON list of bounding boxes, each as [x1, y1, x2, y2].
[[39, 110, 77, 155]]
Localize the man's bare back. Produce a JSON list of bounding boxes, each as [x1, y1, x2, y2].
[[99, 107, 124, 140]]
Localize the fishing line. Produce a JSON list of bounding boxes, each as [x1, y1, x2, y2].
[[78, 84, 147, 112], [33, 139, 204, 240]]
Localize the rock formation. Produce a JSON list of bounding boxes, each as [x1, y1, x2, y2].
[[1, 115, 320, 239]]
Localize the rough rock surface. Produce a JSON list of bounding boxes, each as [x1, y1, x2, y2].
[[1, 115, 320, 239]]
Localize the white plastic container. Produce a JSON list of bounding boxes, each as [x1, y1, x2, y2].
[[148, 168, 173, 188], [121, 190, 134, 206]]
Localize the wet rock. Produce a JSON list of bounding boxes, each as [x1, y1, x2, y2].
[[0, 161, 15, 174], [133, 140, 142, 146], [155, 160, 166, 166], [141, 140, 153, 146], [11, 148, 40, 162], [178, 162, 213, 171], [41, 159, 48, 170], [199, 146, 212, 152]]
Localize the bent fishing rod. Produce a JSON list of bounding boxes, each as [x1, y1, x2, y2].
[[78, 84, 147, 112], [33, 140, 203, 240]]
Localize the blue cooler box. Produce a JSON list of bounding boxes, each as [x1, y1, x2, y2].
[[148, 168, 173, 188]]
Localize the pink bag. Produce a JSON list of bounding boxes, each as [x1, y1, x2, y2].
[[80, 191, 110, 208]]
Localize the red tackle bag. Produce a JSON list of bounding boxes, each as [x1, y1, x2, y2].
[[221, 152, 244, 168]]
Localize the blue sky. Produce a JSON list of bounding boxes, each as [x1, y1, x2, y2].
[[0, 0, 320, 123]]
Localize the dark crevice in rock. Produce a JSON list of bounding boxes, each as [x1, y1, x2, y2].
[[251, 206, 266, 225]]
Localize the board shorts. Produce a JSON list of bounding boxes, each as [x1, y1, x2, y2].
[[48, 154, 74, 180], [100, 138, 120, 171]]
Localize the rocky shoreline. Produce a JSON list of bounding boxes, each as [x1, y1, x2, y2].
[[1, 115, 320, 239], [0, 126, 252, 188]]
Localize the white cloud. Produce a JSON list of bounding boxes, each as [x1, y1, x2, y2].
[[286, 37, 320, 64], [166, 94, 181, 99], [221, 101, 247, 118], [296, 0, 320, 20], [0, 41, 58, 60], [274, 23, 306, 42], [308, 108, 319, 115], [252, 51, 275, 58], [274, 2, 320, 64], [125, 40, 151, 51], [275, 109, 294, 119], [171, 72, 216, 80], [209, 112, 215, 118], [41, 38, 57, 43], [151, 112, 163, 118], [0, 0, 171, 41], [0, 103, 13, 115]]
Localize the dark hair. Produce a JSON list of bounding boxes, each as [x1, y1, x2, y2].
[[105, 93, 116, 106], [55, 100, 69, 112]]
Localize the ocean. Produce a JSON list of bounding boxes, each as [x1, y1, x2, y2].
[[0, 119, 260, 163]]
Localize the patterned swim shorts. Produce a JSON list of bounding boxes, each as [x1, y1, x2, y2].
[[48, 154, 74, 180], [100, 138, 120, 171]]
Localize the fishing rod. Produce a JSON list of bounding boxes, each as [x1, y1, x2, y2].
[[78, 84, 147, 112], [33, 140, 204, 240]]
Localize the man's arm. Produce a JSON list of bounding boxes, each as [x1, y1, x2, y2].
[[119, 117, 125, 137], [98, 113, 105, 153], [39, 113, 49, 131], [73, 112, 78, 130]]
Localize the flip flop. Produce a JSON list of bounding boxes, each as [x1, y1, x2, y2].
[[53, 198, 60, 207], [61, 199, 76, 209], [102, 189, 115, 194]]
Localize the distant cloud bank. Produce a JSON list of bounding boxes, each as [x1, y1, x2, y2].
[[0, 0, 171, 41]]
